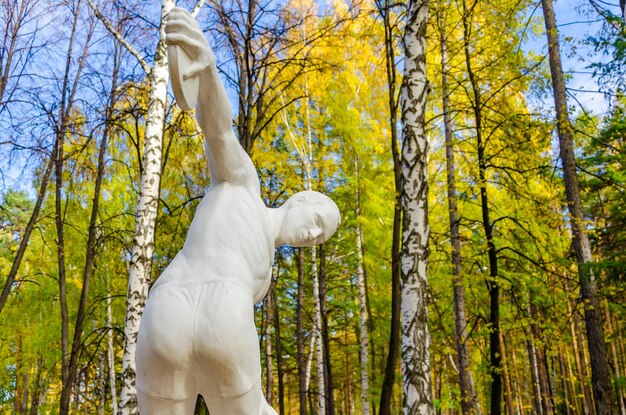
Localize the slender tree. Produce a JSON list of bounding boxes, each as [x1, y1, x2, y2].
[[541, 0, 617, 413], [61, 27, 120, 412], [437, 8, 478, 414], [400, 0, 433, 413], [459, 0, 505, 411], [296, 248, 308, 415], [354, 156, 371, 415], [86, 1, 204, 412], [46, 1, 96, 412], [376, 1, 403, 412]]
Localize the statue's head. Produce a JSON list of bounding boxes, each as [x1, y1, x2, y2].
[[275, 191, 341, 247]]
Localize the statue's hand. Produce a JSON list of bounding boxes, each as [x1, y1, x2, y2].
[[165, 7, 214, 80]]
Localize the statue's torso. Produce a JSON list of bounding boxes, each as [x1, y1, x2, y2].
[[152, 182, 274, 303]]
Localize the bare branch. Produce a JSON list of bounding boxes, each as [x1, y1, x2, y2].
[[86, 0, 149, 75]]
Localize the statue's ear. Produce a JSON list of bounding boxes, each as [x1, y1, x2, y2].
[[290, 195, 307, 207]]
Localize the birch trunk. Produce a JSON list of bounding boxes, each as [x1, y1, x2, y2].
[[540, 0, 617, 413], [119, 2, 175, 413], [311, 248, 326, 415], [297, 248, 308, 415], [400, 0, 433, 413], [527, 317, 544, 415], [272, 283, 286, 415], [354, 157, 371, 415], [265, 290, 274, 406]]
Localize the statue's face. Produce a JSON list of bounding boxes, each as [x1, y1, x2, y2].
[[278, 191, 340, 247]]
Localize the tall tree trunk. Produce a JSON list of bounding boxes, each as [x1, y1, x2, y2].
[[527, 309, 544, 415], [311, 246, 326, 415], [604, 304, 626, 414], [107, 274, 118, 415], [530, 303, 555, 415], [354, 157, 371, 415], [270, 290, 284, 415], [119, 2, 175, 413], [377, 0, 402, 412], [15, 335, 28, 415], [29, 358, 43, 415], [56, 3, 93, 412], [540, 1, 617, 413], [509, 339, 524, 414], [56, 125, 69, 406], [318, 243, 335, 414], [400, 0, 433, 413], [438, 9, 477, 414], [568, 300, 594, 414], [306, 333, 317, 415], [558, 347, 572, 415], [265, 289, 274, 406], [297, 248, 308, 415], [460, 1, 502, 411], [63, 26, 116, 412], [500, 332, 515, 415]]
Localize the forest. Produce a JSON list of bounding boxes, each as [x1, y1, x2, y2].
[[1, 0, 625, 414]]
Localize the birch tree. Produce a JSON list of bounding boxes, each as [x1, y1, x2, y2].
[[86, 1, 204, 413], [354, 157, 371, 415], [400, 0, 433, 413]]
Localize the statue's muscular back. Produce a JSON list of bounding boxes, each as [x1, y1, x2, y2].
[[137, 179, 274, 402], [152, 180, 274, 304]]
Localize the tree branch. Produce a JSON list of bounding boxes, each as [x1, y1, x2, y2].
[[86, 0, 150, 75]]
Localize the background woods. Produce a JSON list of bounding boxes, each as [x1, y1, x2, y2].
[[1, 0, 626, 414]]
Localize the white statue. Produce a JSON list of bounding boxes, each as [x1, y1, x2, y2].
[[135, 7, 340, 415]]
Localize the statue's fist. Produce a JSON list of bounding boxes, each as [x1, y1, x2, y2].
[[165, 7, 214, 79]]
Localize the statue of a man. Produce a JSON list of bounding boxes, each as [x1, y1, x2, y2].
[[135, 7, 340, 415]]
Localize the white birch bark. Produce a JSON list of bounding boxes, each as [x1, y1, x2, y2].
[[355, 157, 370, 415], [118, 0, 172, 409], [400, 0, 433, 414], [264, 291, 274, 404], [311, 248, 326, 414], [305, 332, 316, 392], [90, 0, 173, 411], [88, 3, 206, 412]]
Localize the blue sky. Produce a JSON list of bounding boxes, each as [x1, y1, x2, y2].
[[546, 0, 621, 115]]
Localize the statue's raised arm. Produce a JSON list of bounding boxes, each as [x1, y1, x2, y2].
[[165, 8, 258, 192]]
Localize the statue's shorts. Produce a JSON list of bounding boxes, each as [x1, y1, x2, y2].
[[136, 279, 261, 401]]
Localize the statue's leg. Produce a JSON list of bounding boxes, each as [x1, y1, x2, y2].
[[136, 284, 197, 411], [194, 281, 277, 415], [203, 379, 278, 415], [137, 392, 196, 415]]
